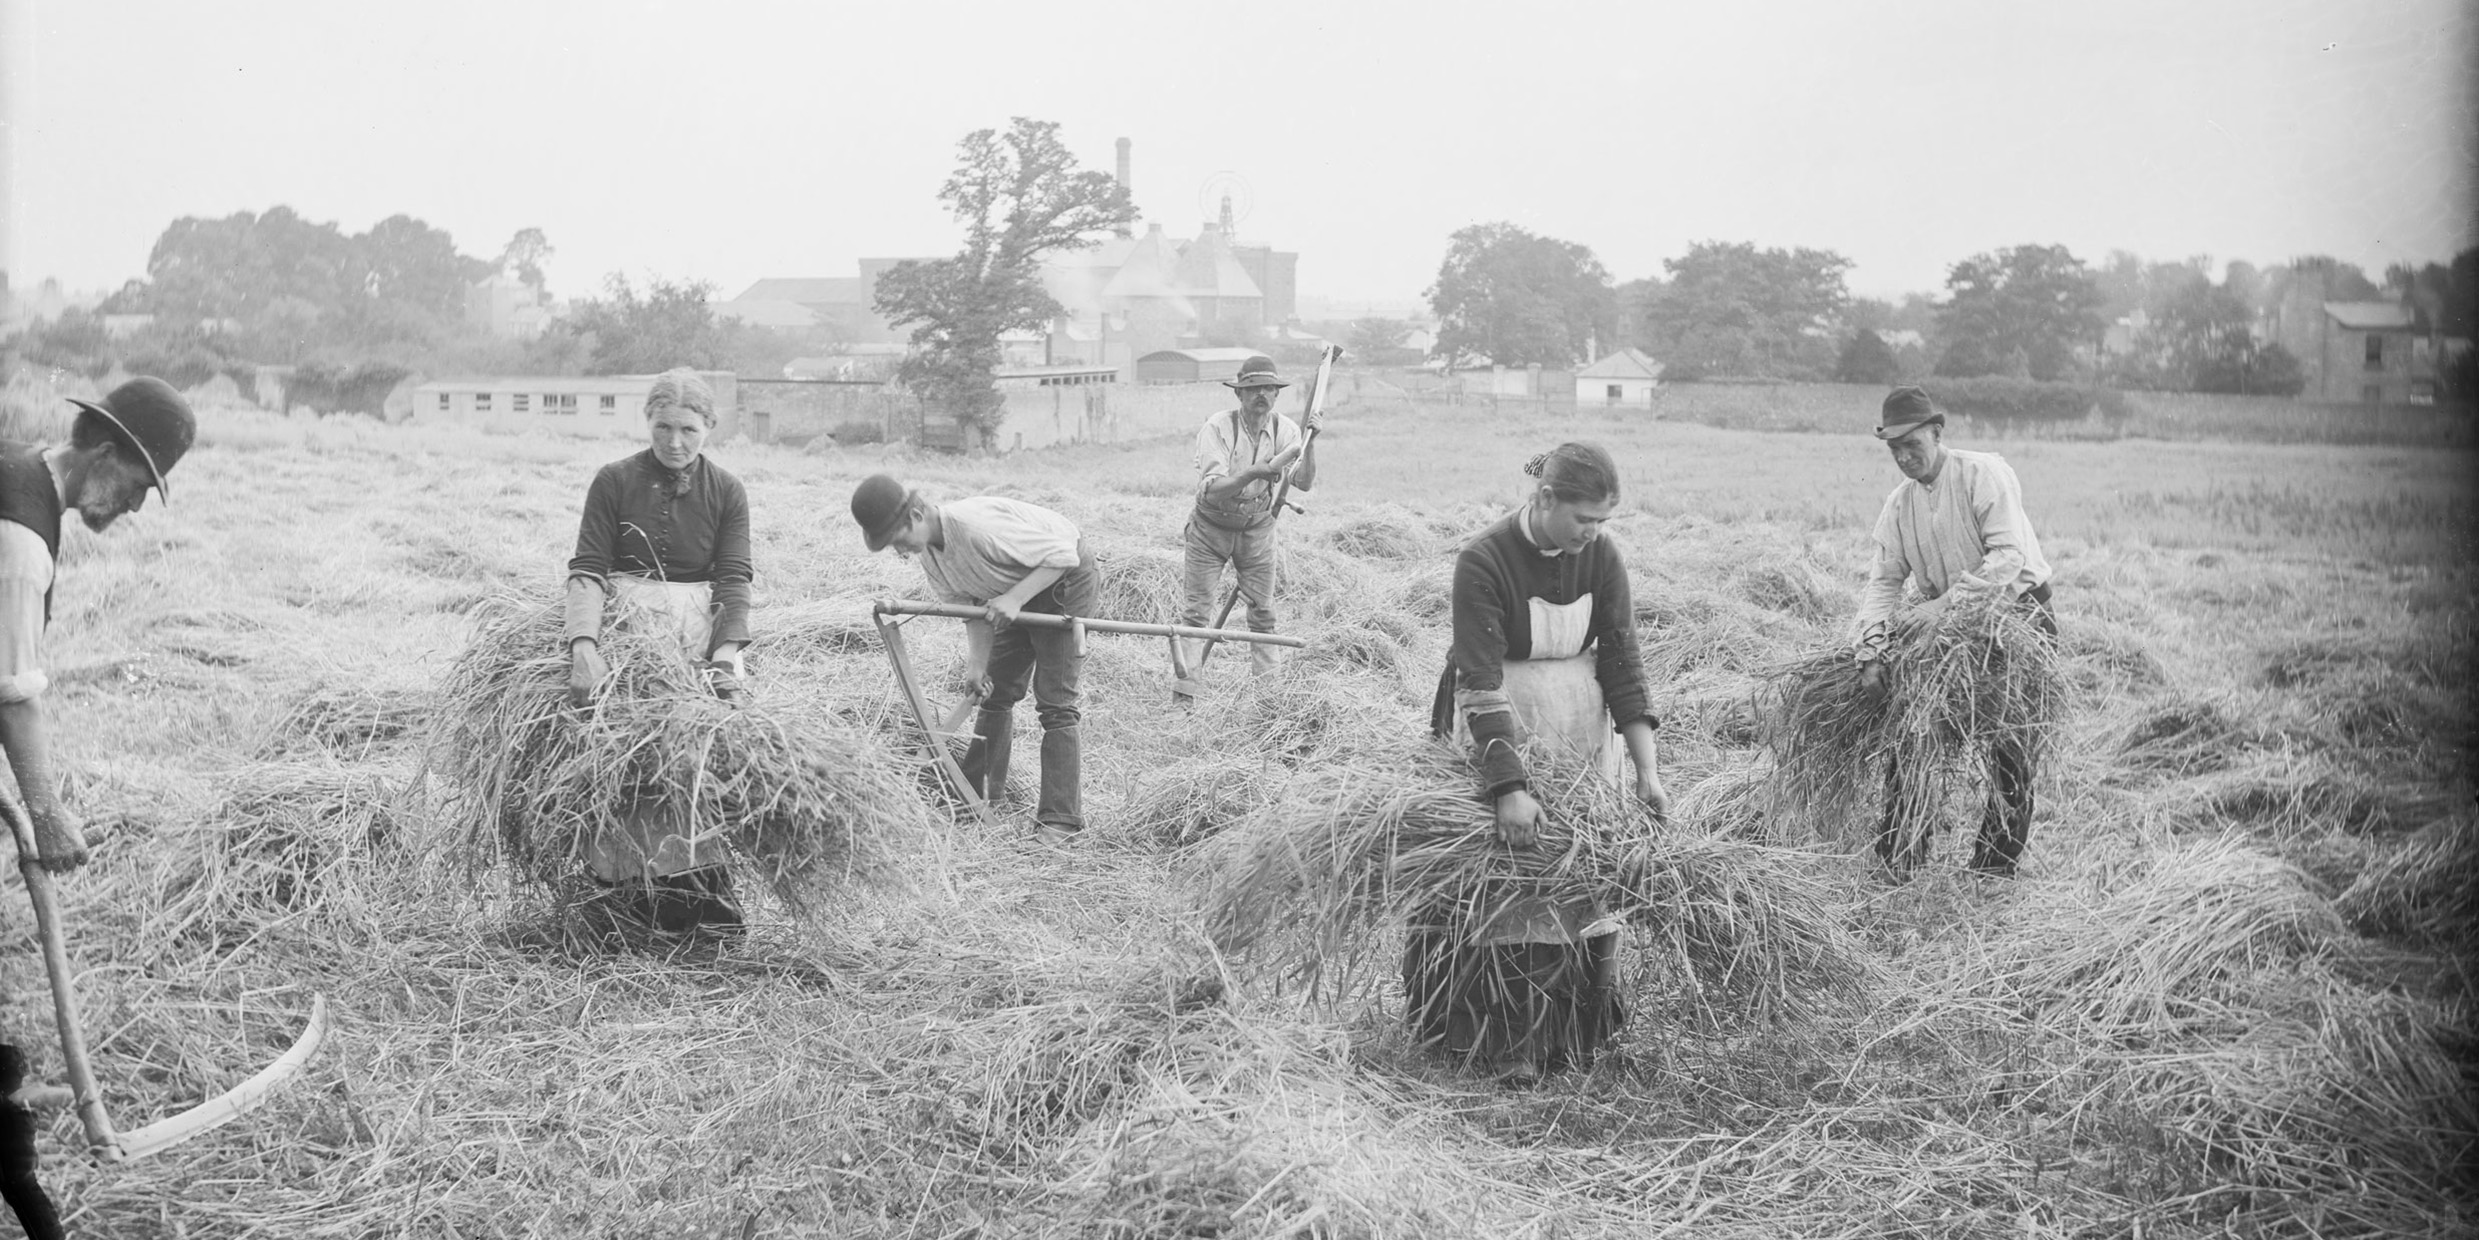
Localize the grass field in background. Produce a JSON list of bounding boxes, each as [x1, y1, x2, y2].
[[0, 395, 2469, 1237]]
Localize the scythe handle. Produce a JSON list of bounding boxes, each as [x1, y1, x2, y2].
[[1, 795, 121, 1159]]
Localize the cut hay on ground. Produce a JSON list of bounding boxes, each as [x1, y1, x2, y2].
[[259, 680, 433, 757], [1759, 604, 2065, 850], [1204, 740, 1868, 1031], [427, 593, 936, 915], [143, 759, 411, 949]]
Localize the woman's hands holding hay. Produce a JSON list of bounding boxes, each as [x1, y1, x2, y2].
[[567, 639, 610, 708], [1494, 788, 1544, 849]]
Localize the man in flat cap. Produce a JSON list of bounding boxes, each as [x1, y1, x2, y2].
[[2, 377, 197, 876], [1849, 385, 2055, 878], [1175, 354, 1318, 694]]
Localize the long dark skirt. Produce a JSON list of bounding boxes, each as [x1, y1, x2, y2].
[[1402, 912, 1624, 1074]]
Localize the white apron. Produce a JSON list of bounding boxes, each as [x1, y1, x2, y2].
[[1457, 594, 1626, 946], [585, 577, 727, 882]]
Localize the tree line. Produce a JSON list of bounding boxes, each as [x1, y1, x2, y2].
[[4, 208, 806, 410], [1418, 223, 2479, 399]]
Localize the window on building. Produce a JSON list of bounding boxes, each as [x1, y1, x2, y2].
[[547, 393, 577, 415], [476, 393, 493, 413], [436, 393, 451, 411], [513, 393, 531, 413], [2365, 334, 2383, 370], [2409, 381, 2436, 406], [600, 394, 618, 415], [1606, 384, 1624, 403]]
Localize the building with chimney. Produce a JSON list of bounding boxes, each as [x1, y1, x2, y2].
[[725, 138, 1302, 379]]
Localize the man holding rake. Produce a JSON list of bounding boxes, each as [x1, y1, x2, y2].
[[1174, 354, 1317, 694], [1851, 386, 2057, 878]]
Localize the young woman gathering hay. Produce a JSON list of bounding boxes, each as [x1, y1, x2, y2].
[[1758, 601, 2065, 870], [1204, 740, 1867, 1041], [1211, 444, 1867, 1083], [430, 594, 932, 941]]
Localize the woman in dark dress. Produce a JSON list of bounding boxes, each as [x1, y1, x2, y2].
[[562, 367, 753, 939], [1409, 441, 1671, 1083]]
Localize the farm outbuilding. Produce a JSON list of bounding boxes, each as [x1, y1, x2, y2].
[[1575, 348, 1665, 407], [1135, 347, 1261, 385], [405, 372, 742, 439]]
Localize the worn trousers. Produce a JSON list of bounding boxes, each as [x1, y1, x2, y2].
[[1179, 517, 1280, 674], [1876, 582, 2058, 876], [962, 549, 1099, 831]]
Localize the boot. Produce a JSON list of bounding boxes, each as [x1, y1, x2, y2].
[[1036, 724, 1084, 836], [961, 706, 1015, 803], [1250, 634, 1282, 676]]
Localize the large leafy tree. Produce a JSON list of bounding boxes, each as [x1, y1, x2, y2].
[[500, 227, 555, 296], [1639, 240, 1851, 379], [873, 118, 1136, 446], [1934, 244, 2105, 381], [565, 275, 733, 375], [135, 206, 489, 356], [2141, 271, 2301, 395], [1427, 223, 1614, 368]]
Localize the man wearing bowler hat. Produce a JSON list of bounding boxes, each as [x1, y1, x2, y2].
[[1175, 354, 1319, 694], [0, 376, 197, 877], [1849, 385, 2055, 878], [850, 474, 1100, 840]]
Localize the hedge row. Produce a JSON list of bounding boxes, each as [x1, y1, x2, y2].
[[1923, 376, 2132, 424]]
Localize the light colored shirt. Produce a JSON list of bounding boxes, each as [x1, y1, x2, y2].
[[1192, 408, 1305, 504], [1851, 447, 2051, 659], [919, 496, 1082, 605], [0, 520, 53, 702]]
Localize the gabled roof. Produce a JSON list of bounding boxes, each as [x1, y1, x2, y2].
[[1173, 227, 1263, 300], [1139, 347, 1262, 364], [718, 298, 820, 328], [1576, 347, 1663, 379], [736, 277, 864, 306], [1102, 225, 1186, 299], [2325, 301, 2419, 331]]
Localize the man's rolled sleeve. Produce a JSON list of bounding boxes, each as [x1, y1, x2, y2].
[[1957, 456, 2032, 603], [1193, 417, 1237, 492], [0, 524, 52, 703], [1850, 499, 1910, 661]]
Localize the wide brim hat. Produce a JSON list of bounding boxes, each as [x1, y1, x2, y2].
[[67, 376, 196, 503], [1872, 385, 1945, 440], [1222, 354, 1290, 390], [850, 473, 915, 551]]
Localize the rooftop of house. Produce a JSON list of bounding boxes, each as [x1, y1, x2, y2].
[[2324, 300, 2421, 332]]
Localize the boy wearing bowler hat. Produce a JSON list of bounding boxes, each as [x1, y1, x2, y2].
[[1175, 354, 1318, 694], [0, 376, 197, 876], [1849, 386, 2055, 878], [850, 474, 1100, 840]]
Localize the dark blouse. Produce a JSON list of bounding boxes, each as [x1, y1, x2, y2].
[[1430, 512, 1655, 800], [567, 449, 752, 649]]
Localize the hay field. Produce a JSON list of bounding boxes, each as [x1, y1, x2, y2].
[[2, 392, 2470, 1237]]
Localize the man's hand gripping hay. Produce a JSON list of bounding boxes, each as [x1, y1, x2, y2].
[[428, 594, 933, 925], [1762, 601, 2065, 869]]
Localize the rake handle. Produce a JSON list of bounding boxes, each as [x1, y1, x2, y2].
[[872, 600, 1305, 648]]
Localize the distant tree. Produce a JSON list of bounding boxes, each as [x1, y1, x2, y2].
[[1614, 275, 1664, 350], [566, 275, 733, 374], [1345, 316, 1414, 361], [1934, 244, 2105, 382], [1427, 222, 1614, 368], [873, 117, 1137, 447], [2286, 255, 2382, 301], [500, 227, 555, 295], [1835, 329, 1902, 385], [1640, 240, 1851, 379]]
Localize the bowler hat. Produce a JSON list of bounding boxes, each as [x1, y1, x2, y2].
[[850, 473, 915, 551], [68, 376, 197, 502], [1873, 386, 1945, 440], [1222, 355, 1289, 390]]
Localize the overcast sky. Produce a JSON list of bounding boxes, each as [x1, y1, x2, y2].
[[7, 0, 2472, 311]]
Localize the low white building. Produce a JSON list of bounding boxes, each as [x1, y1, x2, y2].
[[405, 372, 741, 439], [1574, 348, 1664, 406]]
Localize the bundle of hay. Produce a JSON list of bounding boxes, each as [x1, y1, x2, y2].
[[428, 594, 934, 915], [1204, 741, 1867, 1031], [1092, 542, 1186, 626], [1758, 603, 2064, 850]]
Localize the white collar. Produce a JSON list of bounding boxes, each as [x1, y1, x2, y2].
[[1517, 506, 1563, 558]]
